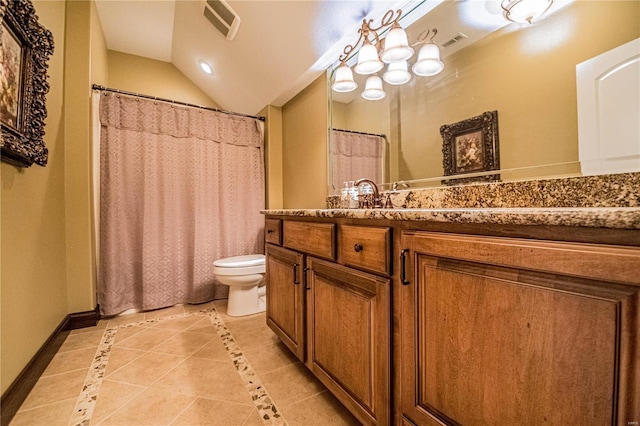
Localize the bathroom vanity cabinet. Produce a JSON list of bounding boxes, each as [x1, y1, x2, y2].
[[263, 213, 640, 426], [265, 219, 392, 426]]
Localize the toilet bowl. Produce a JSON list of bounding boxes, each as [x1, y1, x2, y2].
[[213, 254, 266, 317]]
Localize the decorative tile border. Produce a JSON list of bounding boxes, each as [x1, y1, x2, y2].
[[68, 306, 285, 426], [69, 327, 117, 426], [206, 310, 285, 425]]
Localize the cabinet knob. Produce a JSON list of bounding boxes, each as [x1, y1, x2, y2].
[[267, 229, 274, 234], [354, 243, 363, 252]]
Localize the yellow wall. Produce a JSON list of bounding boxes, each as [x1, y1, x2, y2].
[[282, 75, 328, 208], [63, 0, 98, 313], [107, 51, 220, 108], [397, 0, 639, 181], [1, 0, 68, 393], [91, 0, 109, 87], [259, 105, 284, 209]]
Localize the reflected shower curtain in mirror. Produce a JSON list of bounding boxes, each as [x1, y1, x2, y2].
[[331, 129, 385, 190], [98, 93, 264, 316]]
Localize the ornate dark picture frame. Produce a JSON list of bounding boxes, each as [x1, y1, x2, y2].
[[1, 0, 53, 167], [440, 110, 500, 184]]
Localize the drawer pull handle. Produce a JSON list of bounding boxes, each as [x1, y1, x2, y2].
[[267, 229, 274, 234], [293, 263, 300, 285], [400, 249, 410, 285], [354, 243, 364, 253]]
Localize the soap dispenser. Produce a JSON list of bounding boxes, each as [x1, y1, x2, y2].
[[348, 181, 359, 208], [340, 182, 350, 208]]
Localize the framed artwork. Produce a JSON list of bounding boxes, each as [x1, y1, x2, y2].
[[440, 110, 500, 184], [0, 0, 54, 167]]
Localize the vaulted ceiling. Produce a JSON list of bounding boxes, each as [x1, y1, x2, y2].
[[95, 0, 423, 115], [94, 0, 527, 115]]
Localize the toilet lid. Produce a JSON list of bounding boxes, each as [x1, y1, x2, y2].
[[213, 254, 265, 268]]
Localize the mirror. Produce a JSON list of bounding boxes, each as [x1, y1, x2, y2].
[[328, 0, 640, 193]]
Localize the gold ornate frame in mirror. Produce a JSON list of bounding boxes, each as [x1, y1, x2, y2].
[[441, 110, 500, 184]]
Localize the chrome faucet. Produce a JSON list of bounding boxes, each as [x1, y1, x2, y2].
[[354, 178, 382, 208]]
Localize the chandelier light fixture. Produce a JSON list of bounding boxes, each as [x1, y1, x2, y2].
[[331, 9, 444, 101], [501, 0, 554, 24]]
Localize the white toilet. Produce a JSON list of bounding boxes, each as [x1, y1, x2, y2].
[[213, 254, 266, 317]]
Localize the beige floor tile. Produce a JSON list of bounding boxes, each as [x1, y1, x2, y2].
[[241, 409, 266, 426], [113, 327, 180, 351], [58, 329, 106, 353], [69, 320, 108, 335], [224, 315, 280, 350], [19, 369, 88, 411], [10, 397, 76, 425], [242, 341, 298, 375], [150, 331, 215, 357], [105, 351, 186, 386], [111, 325, 146, 345], [223, 313, 268, 334], [104, 312, 146, 328], [151, 357, 252, 405], [144, 305, 185, 320], [185, 317, 218, 334], [170, 397, 255, 426], [230, 324, 281, 350], [183, 300, 217, 314], [260, 362, 325, 408], [42, 346, 97, 377], [90, 379, 146, 424], [149, 315, 204, 331], [280, 390, 360, 426], [190, 337, 229, 362], [97, 387, 195, 426], [104, 346, 146, 377]]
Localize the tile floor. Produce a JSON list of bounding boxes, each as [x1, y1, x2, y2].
[[10, 300, 360, 425]]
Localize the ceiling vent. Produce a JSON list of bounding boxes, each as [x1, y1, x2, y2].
[[442, 32, 468, 48], [203, 0, 241, 41]]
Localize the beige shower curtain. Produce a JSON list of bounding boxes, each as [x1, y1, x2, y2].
[[331, 129, 385, 190], [98, 93, 265, 316]]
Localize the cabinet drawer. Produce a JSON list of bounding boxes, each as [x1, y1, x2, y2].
[[265, 219, 282, 245], [339, 225, 391, 275], [283, 221, 336, 260]]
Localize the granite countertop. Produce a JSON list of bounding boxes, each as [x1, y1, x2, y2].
[[261, 207, 640, 230]]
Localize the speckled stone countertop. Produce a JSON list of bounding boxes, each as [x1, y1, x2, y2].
[[261, 207, 640, 230]]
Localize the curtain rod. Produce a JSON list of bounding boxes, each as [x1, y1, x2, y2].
[[92, 84, 265, 122], [331, 127, 387, 139]]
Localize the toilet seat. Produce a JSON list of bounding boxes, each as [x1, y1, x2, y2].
[[213, 254, 265, 276]]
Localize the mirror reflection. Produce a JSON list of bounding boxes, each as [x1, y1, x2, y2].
[[328, 0, 640, 194]]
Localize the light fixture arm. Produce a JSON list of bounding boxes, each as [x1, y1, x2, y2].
[[412, 28, 438, 47], [338, 9, 403, 63]]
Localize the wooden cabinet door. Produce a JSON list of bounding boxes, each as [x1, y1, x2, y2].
[[266, 244, 305, 362], [306, 257, 391, 426], [399, 232, 640, 426]]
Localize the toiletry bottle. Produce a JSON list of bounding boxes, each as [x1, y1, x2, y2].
[[348, 181, 359, 209], [340, 182, 349, 208]]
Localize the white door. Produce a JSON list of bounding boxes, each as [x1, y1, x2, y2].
[[577, 38, 640, 175]]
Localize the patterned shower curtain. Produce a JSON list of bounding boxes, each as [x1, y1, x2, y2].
[[331, 129, 385, 190], [98, 93, 265, 316]]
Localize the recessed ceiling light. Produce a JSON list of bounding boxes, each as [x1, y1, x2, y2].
[[199, 60, 214, 75]]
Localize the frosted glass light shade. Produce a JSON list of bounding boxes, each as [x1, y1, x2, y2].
[[381, 24, 414, 63], [501, 0, 553, 24], [354, 41, 384, 75], [332, 63, 358, 92], [361, 76, 386, 100], [412, 42, 444, 77], [383, 61, 411, 85]]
